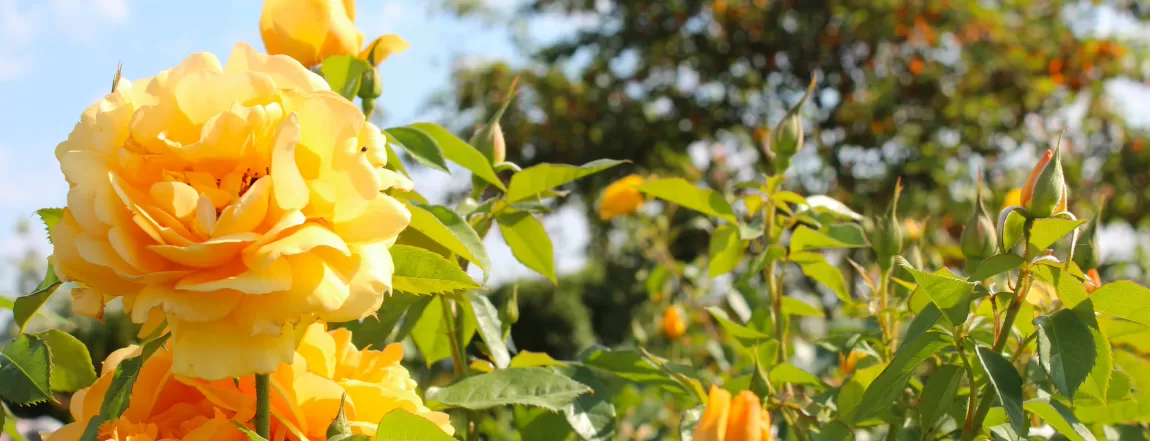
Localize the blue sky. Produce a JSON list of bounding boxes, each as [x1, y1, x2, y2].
[[0, 0, 593, 296]]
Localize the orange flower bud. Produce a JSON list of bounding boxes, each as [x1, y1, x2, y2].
[[838, 350, 868, 376], [1085, 268, 1102, 294], [597, 175, 645, 221], [694, 386, 772, 441], [662, 305, 688, 340], [1020, 148, 1068, 218]]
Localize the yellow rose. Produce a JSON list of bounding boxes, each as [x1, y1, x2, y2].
[[260, 0, 409, 68], [597, 175, 645, 220], [693, 386, 772, 441], [50, 42, 413, 380], [46, 346, 252, 441]]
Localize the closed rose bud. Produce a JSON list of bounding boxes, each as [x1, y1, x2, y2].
[[961, 184, 997, 260], [491, 122, 506, 164], [768, 76, 815, 174], [1020, 147, 1068, 218], [871, 180, 904, 267], [662, 305, 687, 340], [358, 67, 382, 100]]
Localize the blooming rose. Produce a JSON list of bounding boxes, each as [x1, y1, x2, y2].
[[260, 0, 409, 67], [597, 175, 645, 220], [50, 42, 412, 380], [693, 386, 773, 441]]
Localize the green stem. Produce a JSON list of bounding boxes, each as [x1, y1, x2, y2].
[[442, 299, 466, 378], [878, 265, 894, 358], [255, 373, 271, 439]]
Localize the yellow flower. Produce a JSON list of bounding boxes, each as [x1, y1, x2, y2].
[[50, 42, 413, 380], [694, 386, 772, 441], [1003, 188, 1022, 210], [662, 304, 687, 340], [597, 175, 645, 220], [260, 0, 408, 68], [838, 350, 868, 376], [902, 218, 924, 242], [46, 346, 253, 441]]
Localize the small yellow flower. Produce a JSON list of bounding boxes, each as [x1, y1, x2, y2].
[[838, 350, 868, 376], [597, 175, 645, 220], [50, 43, 413, 380], [261, 0, 408, 68], [662, 305, 688, 340], [694, 386, 772, 441]]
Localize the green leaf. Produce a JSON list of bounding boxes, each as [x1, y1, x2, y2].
[[465, 292, 510, 369], [411, 296, 456, 367], [896, 257, 975, 326], [1028, 218, 1086, 252], [708, 225, 746, 277], [13, 265, 62, 334], [918, 364, 962, 430], [0, 334, 53, 405], [425, 367, 590, 411], [559, 365, 616, 441], [637, 177, 737, 223], [790, 225, 865, 252], [34, 329, 96, 392], [1071, 301, 1113, 402], [407, 123, 506, 191], [232, 422, 268, 441], [386, 127, 451, 174], [800, 195, 864, 221], [1090, 281, 1150, 326], [375, 408, 456, 441], [768, 363, 824, 390], [79, 334, 170, 441], [1035, 309, 1095, 401], [320, 55, 371, 99], [836, 363, 887, 424], [389, 245, 481, 295], [853, 332, 949, 423], [968, 254, 1023, 282], [706, 307, 773, 348], [35, 208, 63, 243], [516, 407, 576, 441], [496, 211, 556, 283], [1033, 265, 1087, 309], [811, 421, 853, 441], [739, 245, 785, 284], [901, 303, 941, 350], [510, 351, 565, 368], [781, 297, 822, 317], [580, 347, 691, 395], [791, 251, 849, 303], [381, 136, 409, 177], [405, 201, 490, 276], [1024, 399, 1096, 441], [350, 292, 423, 348], [505, 159, 625, 203], [976, 346, 1027, 437]]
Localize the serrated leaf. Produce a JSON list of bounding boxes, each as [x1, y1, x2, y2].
[[790, 225, 865, 252], [1090, 281, 1150, 326], [768, 363, 824, 390], [1028, 218, 1086, 252], [350, 292, 423, 349], [1035, 309, 1095, 401], [374, 409, 455, 441], [505, 159, 625, 203], [791, 251, 849, 303], [837, 363, 887, 424], [386, 127, 451, 174], [637, 177, 737, 223], [390, 245, 481, 295], [510, 351, 565, 368], [919, 364, 962, 430], [496, 211, 556, 283], [969, 254, 1023, 282], [1024, 399, 1096, 441], [1033, 265, 1087, 309], [901, 303, 942, 350], [13, 265, 62, 334], [781, 297, 822, 317], [405, 201, 490, 277], [0, 334, 53, 405], [1071, 301, 1113, 402], [896, 257, 975, 326], [706, 307, 773, 348], [320, 55, 371, 99], [976, 346, 1027, 437], [580, 347, 691, 396], [35, 208, 63, 243], [853, 332, 949, 423], [411, 296, 474, 367], [34, 329, 96, 392], [708, 224, 746, 278], [407, 122, 505, 190], [516, 406, 576, 441], [465, 292, 510, 369], [798, 195, 864, 221], [559, 365, 616, 441], [426, 367, 590, 411]]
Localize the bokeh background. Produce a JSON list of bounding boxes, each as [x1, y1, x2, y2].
[[1, 0, 1149, 438]]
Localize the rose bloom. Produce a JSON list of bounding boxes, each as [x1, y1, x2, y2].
[[693, 386, 772, 441], [261, 0, 409, 67], [50, 42, 412, 380], [46, 323, 451, 441], [597, 175, 645, 221]]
